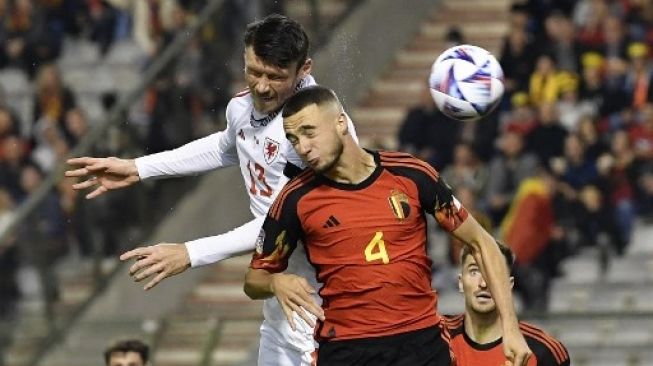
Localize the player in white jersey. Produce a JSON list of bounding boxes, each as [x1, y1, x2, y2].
[[65, 14, 356, 366]]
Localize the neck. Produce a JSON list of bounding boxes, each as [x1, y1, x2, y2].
[[324, 140, 376, 184], [463, 309, 502, 345]]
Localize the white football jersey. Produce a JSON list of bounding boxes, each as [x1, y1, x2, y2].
[[136, 75, 357, 353]]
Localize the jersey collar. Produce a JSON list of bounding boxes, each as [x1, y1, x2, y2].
[[315, 149, 383, 191]]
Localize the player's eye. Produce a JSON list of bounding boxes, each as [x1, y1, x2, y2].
[[247, 69, 262, 77]]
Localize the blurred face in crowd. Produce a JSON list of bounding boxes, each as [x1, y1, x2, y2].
[[535, 55, 555, 75], [2, 136, 24, 165], [0, 109, 12, 135], [538, 103, 558, 125], [564, 134, 585, 163], [284, 102, 346, 174], [244, 46, 312, 114], [20, 165, 42, 193], [459, 254, 513, 314], [578, 117, 598, 143], [38, 64, 61, 92], [107, 352, 145, 366], [453, 143, 475, 166], [500, 131, 524, 157], [611, 130, 631, 155], [65, 109, 87, 138]]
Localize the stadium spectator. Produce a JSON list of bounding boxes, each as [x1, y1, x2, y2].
[[442, 142, 489, 199], [104, 339, 149, 366], [500, 169, 562, 311], [500, 26, 536, 94], [527, 102, 568, 165], [32, 63, 76, 140], [0, 135, 28, 200], [577, 116, 609, 161], [485, 130, 539, 224], [397, 83, 461, 169]]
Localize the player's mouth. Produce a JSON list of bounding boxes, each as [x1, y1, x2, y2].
[[307, 157, 319, 166], [258, 95, 275, 103], [475, 291, 493, 301]]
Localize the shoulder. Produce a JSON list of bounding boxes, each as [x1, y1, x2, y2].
[[269, 169, 319, 220], [226, 90, 253, 122], [519, 322, 569, 365], [378, 150, 441, 182], [441, 314, 465, 337]]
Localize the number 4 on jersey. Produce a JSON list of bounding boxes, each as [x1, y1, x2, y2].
[[365, 231, 389, 264]]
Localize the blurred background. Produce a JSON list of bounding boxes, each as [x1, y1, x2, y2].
[[0, 0, 651, 365]]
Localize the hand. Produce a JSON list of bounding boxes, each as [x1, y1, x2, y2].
[[270, 273, 324, 330], [502, 326, 532, 366], [120, 243, 191, 290], [65, 157, 140, 199]]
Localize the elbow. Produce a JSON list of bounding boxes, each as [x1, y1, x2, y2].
[[243, 270, 270, 300], [243, 282, 262, 300]]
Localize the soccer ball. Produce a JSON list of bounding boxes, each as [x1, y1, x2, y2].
[[429, 44, 504, 122]]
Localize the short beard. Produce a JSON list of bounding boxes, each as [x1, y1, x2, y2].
[[314, 139, 344, 174]]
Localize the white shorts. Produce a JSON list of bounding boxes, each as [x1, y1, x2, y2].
[[257, 320, 317, 366]]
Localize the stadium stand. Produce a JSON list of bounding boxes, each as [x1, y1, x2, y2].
[[1, 0, 653, 365]]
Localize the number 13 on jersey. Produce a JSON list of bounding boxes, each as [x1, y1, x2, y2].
[[247, 160, 273, 197], [365, 231, 389, 264]]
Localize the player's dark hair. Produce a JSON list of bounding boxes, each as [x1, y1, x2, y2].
[[104, 339, 149, 365], [244, 14, 309, 71], [282, 85, 340, 118], [460, 241, 515, 275]]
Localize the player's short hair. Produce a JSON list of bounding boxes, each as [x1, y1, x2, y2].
[[104, 339, 149, 365], [244, 14, 309, 71], [282, 85, 340, 118], [460, 241, 515, 276]]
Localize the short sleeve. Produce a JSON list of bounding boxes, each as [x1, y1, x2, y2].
[[250, 181, 305, 272]]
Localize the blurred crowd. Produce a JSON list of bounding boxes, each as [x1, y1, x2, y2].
[[399, 0, 653, 311], [0, 0, 276, 322]]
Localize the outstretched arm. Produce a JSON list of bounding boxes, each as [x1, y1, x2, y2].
[[120, 216, 264, 290], [65, 131, 238, 199]]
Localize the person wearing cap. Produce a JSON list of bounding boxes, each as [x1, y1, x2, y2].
[[626, 42, 652, 109]]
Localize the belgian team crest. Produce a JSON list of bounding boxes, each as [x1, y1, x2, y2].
[[388, 189, 411, 221], [263, 137, 280, 165]]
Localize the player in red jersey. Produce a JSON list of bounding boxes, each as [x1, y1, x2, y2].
[[244, 86, 531, 366], [442, 244, 570, 366]]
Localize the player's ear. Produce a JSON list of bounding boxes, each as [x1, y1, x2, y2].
[[337, 113, 348, 135], [457, 274, 463, 293], [509, 276, 514, 290], [299, 58, 312, 78]]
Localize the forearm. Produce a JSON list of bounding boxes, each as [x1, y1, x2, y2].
[[135, 132, 235, 180], [185, 216, 265, 267], [454, 216, 519, 327], [473, 234, 519, 328], [244, 269, 275, 299]]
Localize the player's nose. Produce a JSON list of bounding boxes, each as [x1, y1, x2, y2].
[[297, 139, 311, 156], [255, 77, 270, 94]]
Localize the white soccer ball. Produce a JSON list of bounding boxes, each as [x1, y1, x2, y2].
[[429, 44, 505, 122]]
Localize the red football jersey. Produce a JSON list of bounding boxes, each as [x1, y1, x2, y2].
[[442, 315, 570, 366], [251, 151, 468, 341]]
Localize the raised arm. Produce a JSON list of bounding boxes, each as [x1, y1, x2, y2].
[[66, 100, 240, 199], [450, 216, 531, 366]]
